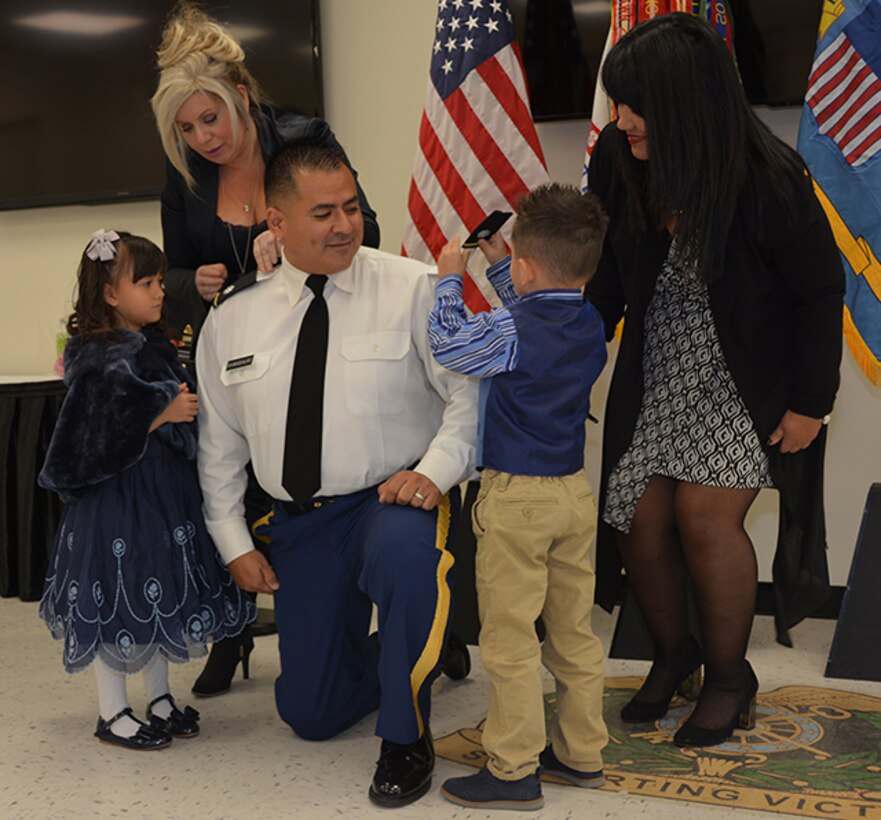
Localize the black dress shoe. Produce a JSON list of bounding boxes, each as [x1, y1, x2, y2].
[[368, 730, 434, 807], [621, 637, 703, 723], [147, 694, 201, 738], [95, 708, 172, 751], [192, 626, 255, 697], [673, 663, 759, 747], [440, 634, 471, 681]]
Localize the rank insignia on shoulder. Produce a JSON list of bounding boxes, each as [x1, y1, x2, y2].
[[213, 272, 260, 308]]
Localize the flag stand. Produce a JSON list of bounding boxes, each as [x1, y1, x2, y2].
[[825, 483, 881, 682]]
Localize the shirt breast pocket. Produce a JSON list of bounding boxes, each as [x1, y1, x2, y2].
[[219, 352, 272, 434], [341, 331, 411, 416]]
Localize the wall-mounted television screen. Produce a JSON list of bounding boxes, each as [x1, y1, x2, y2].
[[0, 0, 321, 210], [507, 0, 824, 121]]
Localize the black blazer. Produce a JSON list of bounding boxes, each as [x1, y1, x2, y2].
[[160, 104, 380, 337], [586, 123, 845, 643]]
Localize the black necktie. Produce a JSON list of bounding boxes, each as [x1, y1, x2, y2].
[[282, 275, 328, 502]]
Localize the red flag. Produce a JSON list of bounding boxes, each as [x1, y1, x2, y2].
[[402, 0, 548, 312], [581, 1, 734, 190]]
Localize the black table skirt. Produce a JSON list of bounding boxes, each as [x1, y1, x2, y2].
[[0, 380, 66, 601]]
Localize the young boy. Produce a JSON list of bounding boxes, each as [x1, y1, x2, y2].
[[428, 183, 609, 811]]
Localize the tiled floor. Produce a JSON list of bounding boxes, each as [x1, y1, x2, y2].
[[2, 598, 878, 820]]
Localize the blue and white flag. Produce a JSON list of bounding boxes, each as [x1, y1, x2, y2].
[[798, 0, 881, 385]]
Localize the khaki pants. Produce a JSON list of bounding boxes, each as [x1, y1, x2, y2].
[[473, 469, 608, 781]]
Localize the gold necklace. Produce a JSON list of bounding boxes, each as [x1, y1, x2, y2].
[[227, 221, 254, 277], [219, 155, 263, 221]]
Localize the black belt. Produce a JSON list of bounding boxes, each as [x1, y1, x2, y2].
[[279, 497, 338, 516]]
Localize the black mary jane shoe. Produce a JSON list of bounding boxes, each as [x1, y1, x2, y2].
[[95, 707, 173, 751], [440, 633, 471, 681], [147, 694, 201, 738], [368, 730, 435, 808], [673, 663, 759, 748]]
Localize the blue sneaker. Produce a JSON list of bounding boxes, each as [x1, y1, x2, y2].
[[539, 746, 605, 788], [441, 766, 544, 811]]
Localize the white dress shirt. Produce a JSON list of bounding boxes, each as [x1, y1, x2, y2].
[[196, 247, 478, 565]]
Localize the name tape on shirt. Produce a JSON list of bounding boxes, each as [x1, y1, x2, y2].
[[226, 355, 255, 371]]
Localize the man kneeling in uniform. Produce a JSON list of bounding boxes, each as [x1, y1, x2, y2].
[[195, 136, 477, 807]]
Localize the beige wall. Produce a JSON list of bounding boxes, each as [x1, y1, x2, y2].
[[1, 0, 878, 587]]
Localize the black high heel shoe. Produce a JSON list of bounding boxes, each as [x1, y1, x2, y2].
[[673, 662, 759, 747], [440, 633, 471, 681], [191, 627, 255, 698], [621, 638, 703, 723]]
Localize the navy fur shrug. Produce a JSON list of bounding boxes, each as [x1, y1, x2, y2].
[[39, 329, 197, 503]]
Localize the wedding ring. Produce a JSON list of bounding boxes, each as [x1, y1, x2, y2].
[[414, 491, 426, 502]]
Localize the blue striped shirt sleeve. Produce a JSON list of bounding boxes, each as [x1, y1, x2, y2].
[[485, 257, 518, 306], [428, 275, 519, 378]]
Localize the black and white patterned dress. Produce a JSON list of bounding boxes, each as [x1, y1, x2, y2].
[[603, 241, 773, 533]]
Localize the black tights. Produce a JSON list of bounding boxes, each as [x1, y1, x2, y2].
[[617, 475, 759, 729]]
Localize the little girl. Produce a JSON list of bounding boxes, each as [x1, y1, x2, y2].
[[39, 229, 256, 750]]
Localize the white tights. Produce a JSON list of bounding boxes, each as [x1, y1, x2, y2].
[[93, 652, 173, 738]]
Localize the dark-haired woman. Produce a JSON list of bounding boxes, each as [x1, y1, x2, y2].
[[586, 13, 844, 747]]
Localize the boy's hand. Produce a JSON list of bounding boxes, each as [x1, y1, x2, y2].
[[477, 232, 508, 265], [437, 236, 470, 278]]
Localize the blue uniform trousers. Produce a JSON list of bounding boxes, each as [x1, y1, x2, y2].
[[258, 485, 459, 744]]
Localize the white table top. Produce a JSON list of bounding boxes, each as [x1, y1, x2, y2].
[[0, 375, 62, 385]]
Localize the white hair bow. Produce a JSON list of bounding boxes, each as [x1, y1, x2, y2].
[[85, 229, 120, 262]]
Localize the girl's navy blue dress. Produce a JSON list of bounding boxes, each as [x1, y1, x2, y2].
[[39, 329, 255, 674]]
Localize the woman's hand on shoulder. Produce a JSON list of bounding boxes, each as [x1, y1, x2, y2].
[[253, 230, 281, 273], [767, 409, 823, 454], [195, 263, 228, 301], [151, 383, 199, 430]]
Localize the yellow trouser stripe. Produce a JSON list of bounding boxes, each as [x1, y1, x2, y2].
[[250, 508, 275, 545], [408, 494, 453, 736]]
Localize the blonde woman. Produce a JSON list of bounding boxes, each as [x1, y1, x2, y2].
[[152, 3, 379, 340]]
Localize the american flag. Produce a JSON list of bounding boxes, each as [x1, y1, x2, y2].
[[804, 7, 881, 168], [798, 0, 881, 385], [402, 0, 548, 312]]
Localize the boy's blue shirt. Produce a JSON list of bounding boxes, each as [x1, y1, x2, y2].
[[428, 258, 607, 476]]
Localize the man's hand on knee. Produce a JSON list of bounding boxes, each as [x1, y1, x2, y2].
[[228, 550, 280, 594], [378, 470, 441, 510]]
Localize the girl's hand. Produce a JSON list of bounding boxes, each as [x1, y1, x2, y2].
[[767, 409, 823, 453], [437, 236, 470, 278], [195, 263, 228, 301], [477, 232, 507, 265], [151, 384, 199, 430], [253, 230, 282, 273]]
